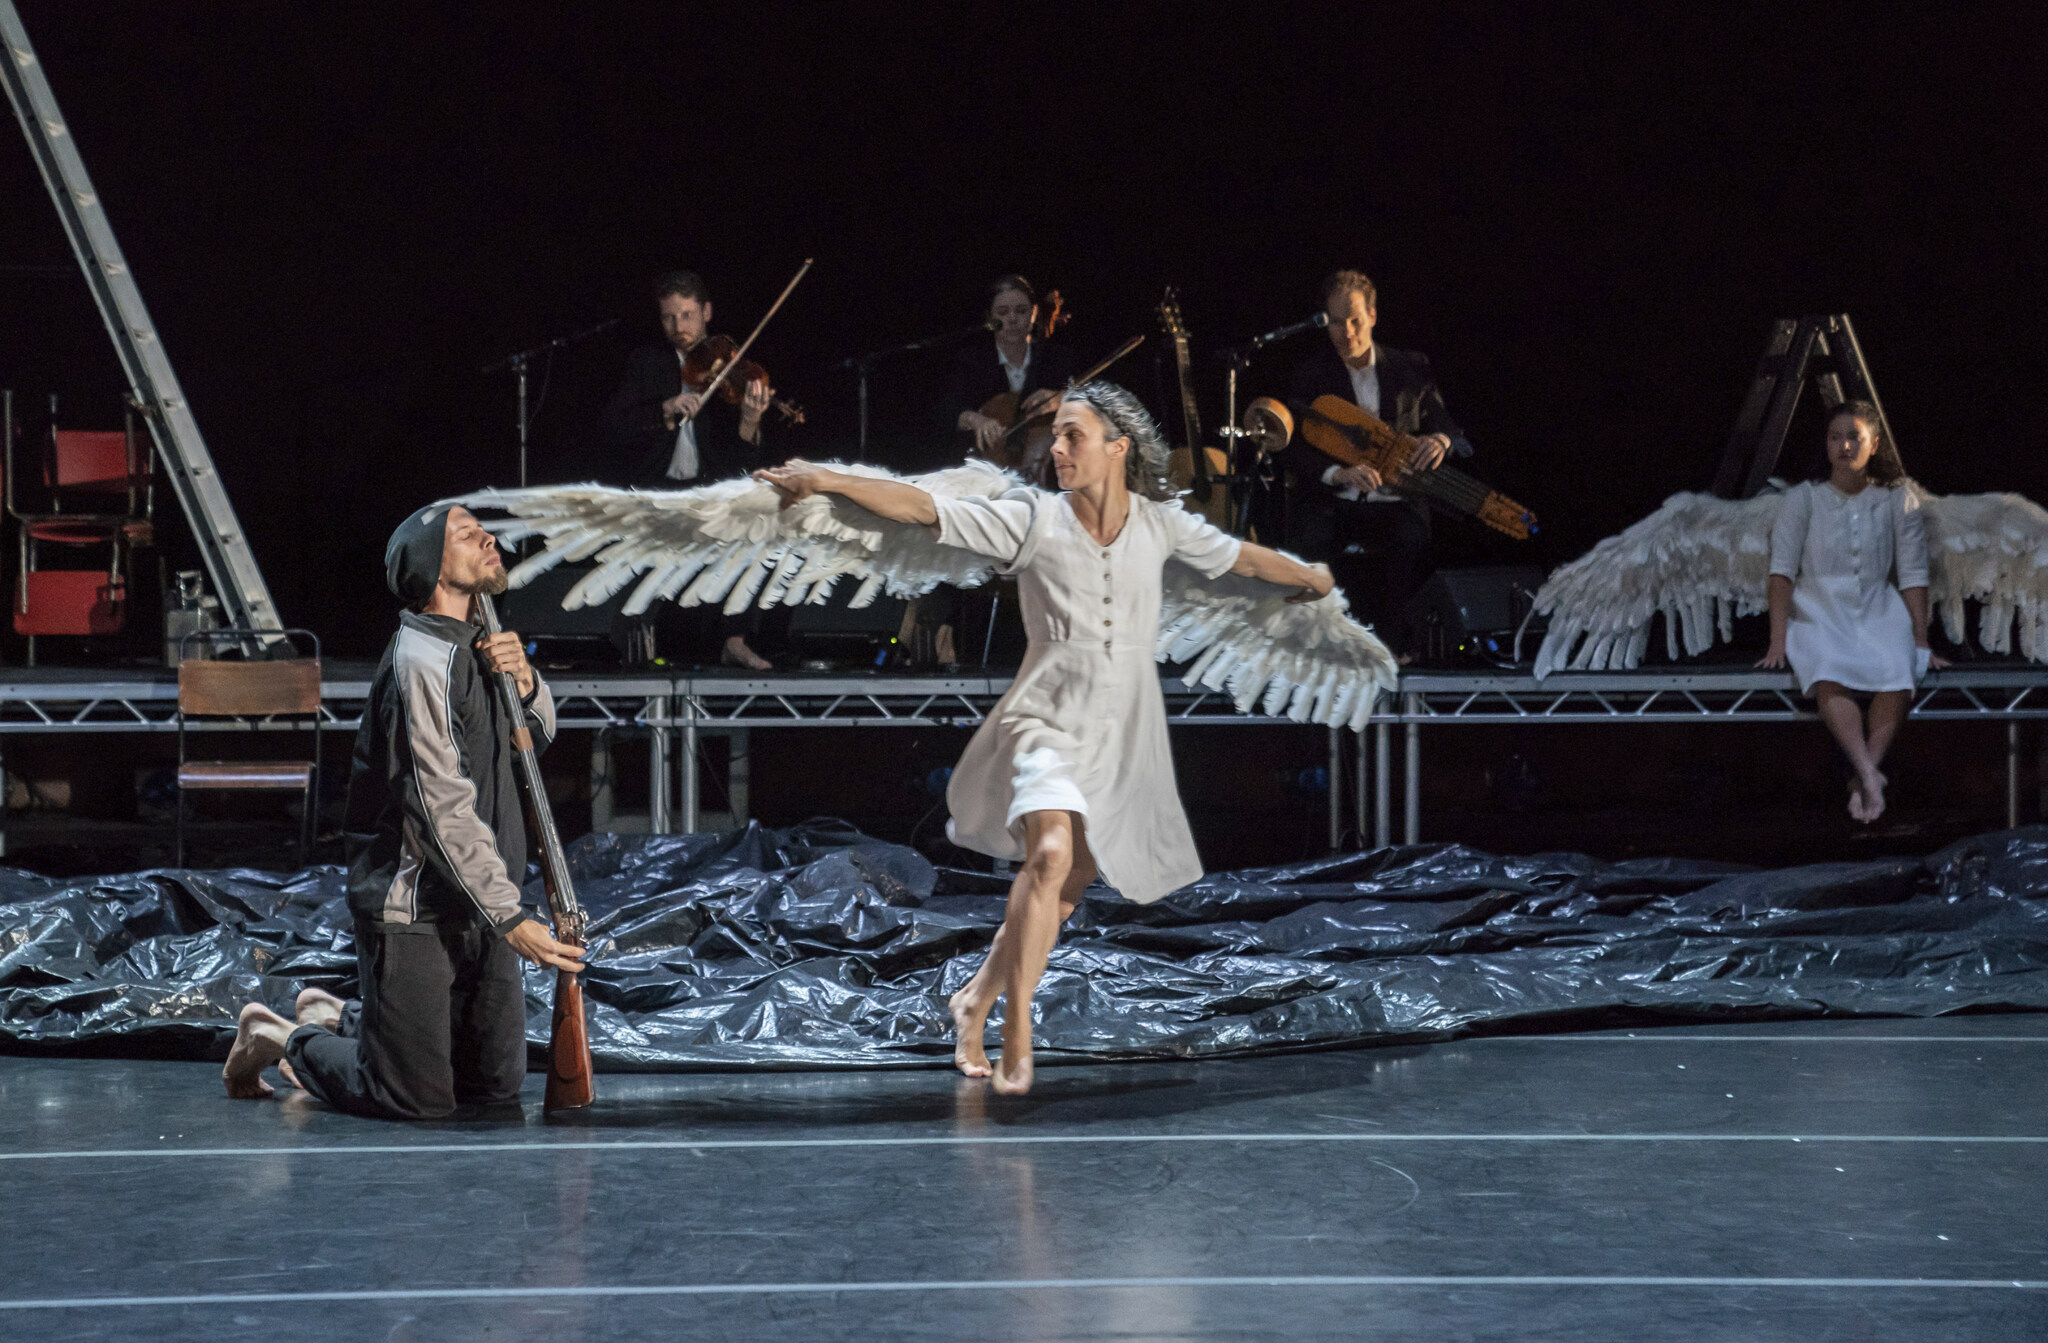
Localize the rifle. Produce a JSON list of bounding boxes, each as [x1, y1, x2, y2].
[[477, 592, 595, 1112]]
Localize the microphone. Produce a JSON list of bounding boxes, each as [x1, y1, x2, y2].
[[1247, 311, 1329, 349]]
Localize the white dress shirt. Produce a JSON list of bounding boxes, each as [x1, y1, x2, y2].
[[1323, 347, 1384, 501], [665, 348, 701, 481], [998, 345, 1032, 395]]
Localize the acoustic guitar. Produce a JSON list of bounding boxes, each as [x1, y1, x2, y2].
[[1156, 289, 1229, 527]]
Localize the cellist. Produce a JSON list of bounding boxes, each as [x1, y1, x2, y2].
[[902, 276, 1079, 668], [942, 274, 1079, 463]]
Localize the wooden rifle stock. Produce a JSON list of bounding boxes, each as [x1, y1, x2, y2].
[[477, 593, 594, 1113]]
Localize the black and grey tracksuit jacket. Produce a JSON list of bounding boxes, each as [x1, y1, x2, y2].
[[343, 610, 556, 933]]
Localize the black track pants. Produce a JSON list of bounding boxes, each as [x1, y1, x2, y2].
[[286, 916, 528, 1120]]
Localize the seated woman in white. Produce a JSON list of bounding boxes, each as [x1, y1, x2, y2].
[[1758, 401, 1945, 822], [757, 381, 1333, 1093]]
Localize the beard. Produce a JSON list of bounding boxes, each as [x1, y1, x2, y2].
[[450, 568, 510, 597]]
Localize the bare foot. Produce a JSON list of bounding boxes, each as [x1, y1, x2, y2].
[[1859, 770, 1888, 823], [223, 1003, 294, 1099], [721, 636, 772, 671], [991, 1048, 1034, 1096], [295, 986, 345, 1031], [949, 988, 992, 1079], [1848, 779, 1870, 823]]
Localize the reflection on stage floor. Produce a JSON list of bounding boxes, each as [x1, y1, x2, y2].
[[4, 1016, 2046, 1341]]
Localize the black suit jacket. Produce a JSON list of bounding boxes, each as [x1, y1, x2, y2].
[[937, 339, 1081, 440], [1281, 342, 1465, 515], [602, 343, 768, 487]]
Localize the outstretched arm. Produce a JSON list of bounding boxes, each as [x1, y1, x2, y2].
[[755, 460, 938, 525], [1230, 541, 1335, 604]]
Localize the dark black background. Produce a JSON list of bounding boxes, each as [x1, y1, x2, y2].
[[3, 1, 2043, 656]]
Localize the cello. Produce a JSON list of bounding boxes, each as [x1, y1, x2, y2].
[[973, 290, 1068, 468]]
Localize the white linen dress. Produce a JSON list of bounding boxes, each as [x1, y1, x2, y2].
[[1767, 479, 1929, 694], [931, 488, 1243, 904]]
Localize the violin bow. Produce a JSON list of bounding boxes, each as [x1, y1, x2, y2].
[[999, 333, 1145, 452], [688, 257, 815, 412]]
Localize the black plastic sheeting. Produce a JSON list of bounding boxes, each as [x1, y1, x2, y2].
[[5, 821, 2048, 1068]]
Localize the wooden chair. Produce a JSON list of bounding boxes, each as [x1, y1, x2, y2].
[[176, 628, 323, 867]]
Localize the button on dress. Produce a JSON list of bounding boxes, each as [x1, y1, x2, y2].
[[1767, 480, 1929, 694], [931, 488, 1243, 904]]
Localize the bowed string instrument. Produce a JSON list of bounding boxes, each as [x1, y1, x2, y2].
[[668, 258, 814, 429], [973, 288, 1069, 466]]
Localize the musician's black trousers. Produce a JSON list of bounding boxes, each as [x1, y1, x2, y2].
[[286, 916, 527, 1121], [1298, 497, 1433, 652]]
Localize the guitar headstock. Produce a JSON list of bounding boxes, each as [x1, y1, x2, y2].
[[1156, 286, 1189, 339]]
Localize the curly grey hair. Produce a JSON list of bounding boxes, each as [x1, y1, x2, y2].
[[1058, 379, 1176, 501]]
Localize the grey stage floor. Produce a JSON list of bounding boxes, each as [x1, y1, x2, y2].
[[3, 1018, 2046, 1342]]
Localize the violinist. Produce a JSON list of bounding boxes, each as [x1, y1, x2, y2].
[[603, 268, 779, 668], [604, 269, 775, 488], [941, 274, 1079, 463]]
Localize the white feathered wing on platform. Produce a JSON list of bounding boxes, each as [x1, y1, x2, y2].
[[1531, 480, 2048, 676], [456, 463, 1398, 729]]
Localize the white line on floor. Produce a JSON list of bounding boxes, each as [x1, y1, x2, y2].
[[1, 1274, 2043, 1310], [1487, 1035, 2048, 1043], [5, 1132, 2046, 1161]]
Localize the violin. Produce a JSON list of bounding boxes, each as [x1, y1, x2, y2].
[[677, 334, 805, 426]]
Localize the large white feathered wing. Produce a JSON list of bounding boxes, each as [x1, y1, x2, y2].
[[1531, 489, 1783, 678], [1920, 488, 2048, 662], [1157, 556, 1398, 731], [459, 464, 1399, 728], [458, 461, 1015, 616]]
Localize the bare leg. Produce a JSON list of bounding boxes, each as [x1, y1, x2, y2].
[[223, 1002, 296, 1099], [950, 815, 1095, 1084], [1865, 691, 1909, 771], [1814, 682, 1886, 822], [993, 813, 1093, 1095]]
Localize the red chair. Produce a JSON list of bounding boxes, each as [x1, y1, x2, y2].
[[4, 395, 155, 661]]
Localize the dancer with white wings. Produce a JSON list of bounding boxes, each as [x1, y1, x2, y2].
[[757, 382, 1366, 1091], [1534, 400, 2048, 821], [461, 379, 1395, 1093]]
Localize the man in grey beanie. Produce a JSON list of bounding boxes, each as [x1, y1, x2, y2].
[[222, 504, 585, 1116]]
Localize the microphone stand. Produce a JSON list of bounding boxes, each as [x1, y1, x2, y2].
[[1210, 315, 1326, 538], [836, 322, 992, 461], [481, 317, 621, 487]]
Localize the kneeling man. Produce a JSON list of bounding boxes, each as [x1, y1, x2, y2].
[[223, 504, 585, 1117]]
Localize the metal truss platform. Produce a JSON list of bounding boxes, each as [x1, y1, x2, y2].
[[2, 663, 2043, 850]]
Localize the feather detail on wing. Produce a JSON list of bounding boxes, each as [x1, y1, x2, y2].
[[455, 461, 1017, 616], [1157, 553, 1398, 731], [1919, 488, 2048, 662], [1531, 489, 1784, 678]]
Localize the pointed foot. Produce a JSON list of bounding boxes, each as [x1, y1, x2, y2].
[[949, 989, 992, 1079]]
